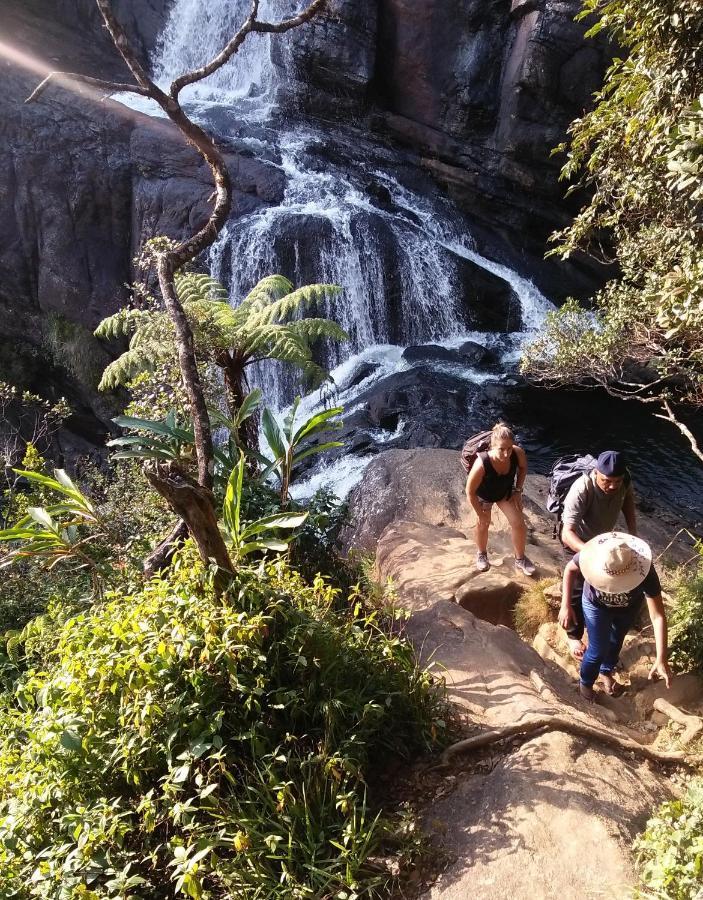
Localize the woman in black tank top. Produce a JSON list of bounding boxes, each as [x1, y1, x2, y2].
[[476, 450, 519, 503], [465, 423, 536, 576]]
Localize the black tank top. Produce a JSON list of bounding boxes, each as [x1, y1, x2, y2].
[[476, 451, 518, 502]]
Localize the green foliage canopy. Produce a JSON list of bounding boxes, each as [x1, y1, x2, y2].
[[521, 0, 703, 459], [96, 273, 347, 405]]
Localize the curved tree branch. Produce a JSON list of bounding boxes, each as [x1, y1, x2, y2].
[[26, 73, 150, 104], [656, 400, 703, 464], [168, 0, 328, 101], [252, 0, 328, 34], [169, 0, 259, 101]]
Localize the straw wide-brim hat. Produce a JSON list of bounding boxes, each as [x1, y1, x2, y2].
[[579, 531, 652, 593]]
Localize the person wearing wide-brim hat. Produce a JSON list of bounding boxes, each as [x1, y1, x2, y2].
[[559, 531, 671, 702]]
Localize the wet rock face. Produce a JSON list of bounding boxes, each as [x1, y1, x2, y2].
[[294, 0, 613, 298]]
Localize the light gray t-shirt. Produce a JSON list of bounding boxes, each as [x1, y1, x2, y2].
[[562, 471, 633, 542]]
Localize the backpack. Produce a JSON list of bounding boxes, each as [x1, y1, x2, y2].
[[460, 430, 493, 474], [546, 453, 598, 542]]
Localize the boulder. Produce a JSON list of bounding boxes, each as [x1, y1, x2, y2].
[[402, 345, 466, 365], [402, 341, 497, 368], [457, 340, 496, 368]]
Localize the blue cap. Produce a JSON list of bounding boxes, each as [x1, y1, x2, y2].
[[596, 450, 627, 477]]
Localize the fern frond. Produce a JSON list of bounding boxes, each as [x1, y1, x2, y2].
[[175, 272, 229, 305], [129, 314, 172, 350], [237, 275, 294, 318], [246, 325, 311, 364], [288, 318, 349, 344], [256, 284, 342, 325], [94, 308, 148, 341], [98, 344, 170, 392]]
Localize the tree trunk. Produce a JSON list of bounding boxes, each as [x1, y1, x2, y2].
[[144, 462, 233, 593], [217, 351, 260, 452], [144, 519, 189, 578]]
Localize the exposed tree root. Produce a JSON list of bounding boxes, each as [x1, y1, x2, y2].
[[435, 715, 691, 769]]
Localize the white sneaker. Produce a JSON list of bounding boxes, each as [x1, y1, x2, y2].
[[515, 556, 536, 576], [476, 552, 490, 573]]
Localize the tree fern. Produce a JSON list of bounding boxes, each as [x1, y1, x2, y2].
[[95, 268, 347, 448]]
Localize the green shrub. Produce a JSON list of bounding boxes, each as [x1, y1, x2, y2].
[[668, 544, 703, 673], [634, 776, 703, 899], [0, 550, 446, 898]]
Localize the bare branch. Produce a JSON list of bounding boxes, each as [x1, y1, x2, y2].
[[169, 1, 259, 100], [253, 0, 328, 34], [25, 72, 150, 104], [655, 401, 703, 464], [95, 0, 162, 98]]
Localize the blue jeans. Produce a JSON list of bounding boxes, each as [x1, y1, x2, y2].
[[580, 596, 642, 687]]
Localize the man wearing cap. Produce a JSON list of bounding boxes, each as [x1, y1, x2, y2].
[[560, 450, 638, 659], [559, 531, 671, 701]]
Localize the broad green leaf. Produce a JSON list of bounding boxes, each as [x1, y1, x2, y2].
[[292, 442, 344, 466], [293, 406, 344, 444], [261, 408, 286, 461], [28, 507, 58, 532], [112, 414, 188, 439], [283, 396, 301, 444], [239, 539, 290, 556], [241, 511, 308, 539], [59, 730, 82, 753], [235, 388, 263, 426]]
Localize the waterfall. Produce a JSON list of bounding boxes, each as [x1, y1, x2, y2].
[[153, 0, 278, 105], [149, 0, 554, 408]]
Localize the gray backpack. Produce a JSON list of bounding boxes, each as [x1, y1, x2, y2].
[[546, 454, 598, 541]]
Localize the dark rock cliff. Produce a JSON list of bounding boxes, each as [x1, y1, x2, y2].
[[0, 0, 613, 452]]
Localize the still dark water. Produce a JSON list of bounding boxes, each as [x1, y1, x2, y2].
[[503, 385, 703, 531]]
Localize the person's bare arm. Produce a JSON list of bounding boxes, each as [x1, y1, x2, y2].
[[559, 560, 579, 629], [513, 446, 528, 490], [622, 487, 638, 536], [646, 593, 671, 687], [561, 524, 585, 552], [561, 477, 589, 551], [465, 458, 487, 516]]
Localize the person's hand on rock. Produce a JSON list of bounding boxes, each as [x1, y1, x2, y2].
[[648, 658, 672, 688], [558, 603, 574, 630]]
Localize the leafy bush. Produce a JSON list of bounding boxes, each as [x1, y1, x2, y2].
[[289, 488, 354, 591], [668, 544, 703, 673], [0, 551, 446, 898], [634, 776, 703, 899]]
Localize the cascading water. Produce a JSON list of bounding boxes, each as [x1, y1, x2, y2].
[[149, 0, 555, 408], [153, 0, 277, 107]]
